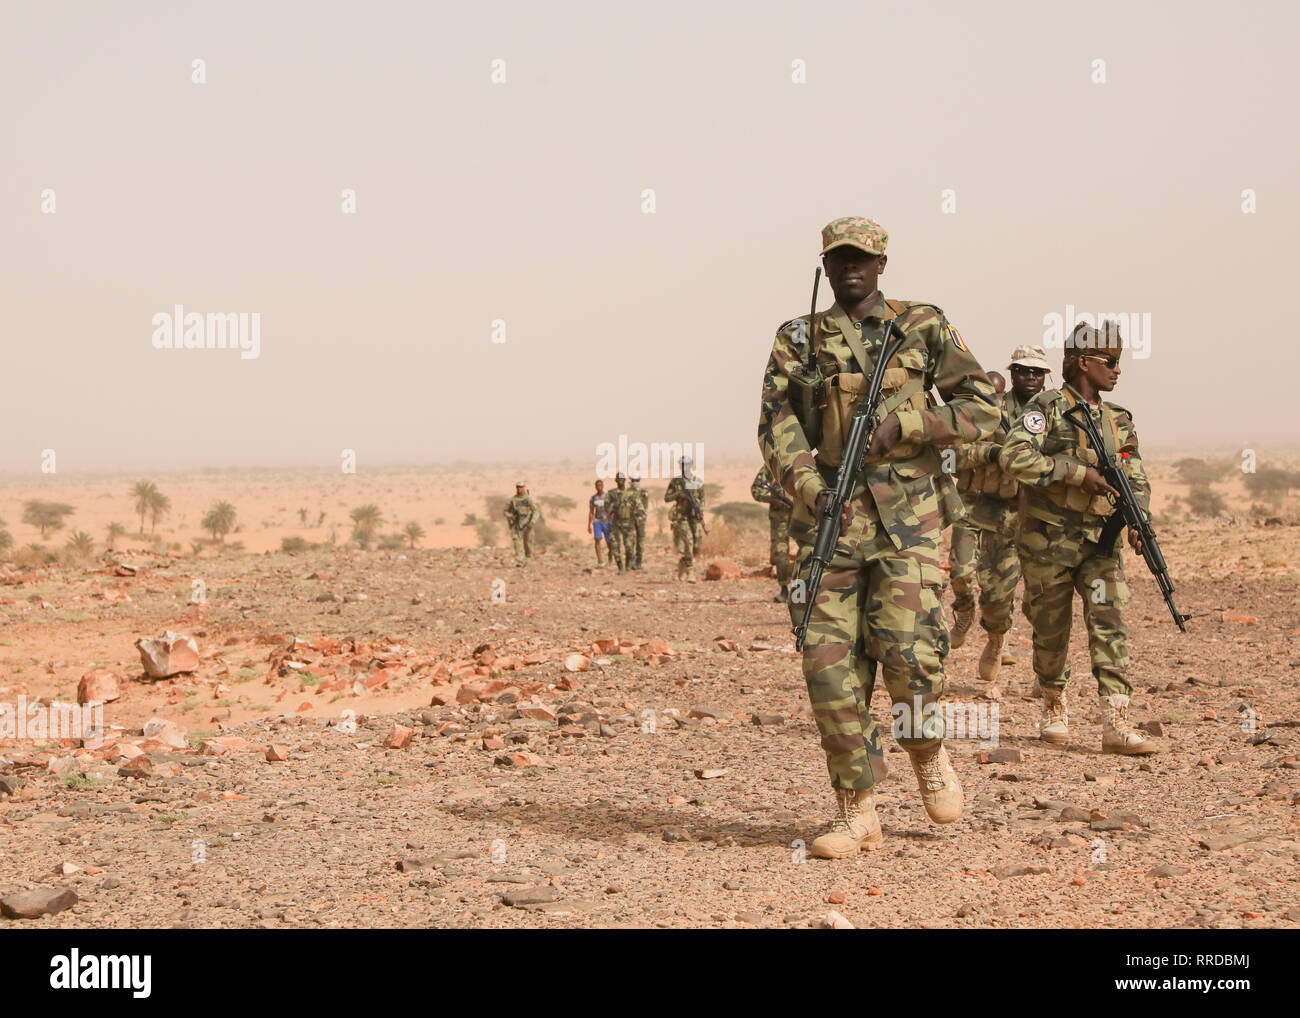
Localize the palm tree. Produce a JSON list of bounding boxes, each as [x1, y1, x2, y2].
[[105, 521, 126, 550], [131, 480, 158, 535], [404, 521, 424, 549], [65, 530, 95, 559], [349, 505, 383, 548], [201, 501, 238, 543], [147, 491, 171, 534]]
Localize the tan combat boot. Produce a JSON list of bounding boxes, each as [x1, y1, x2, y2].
[[977, 632, 1005, 682], [809, 787, 883, 859], [1101, 694, 1159, 755], [907, 744, 963, 823], [950, 605, 975, 649], [1040, 685, 1069, 745]]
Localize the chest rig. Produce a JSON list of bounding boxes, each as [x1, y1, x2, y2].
[[1038, 388, 1125, 516], [788, 299, 929, 465]]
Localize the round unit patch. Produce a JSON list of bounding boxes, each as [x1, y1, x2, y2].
[[1022, 410, 1047, 434]]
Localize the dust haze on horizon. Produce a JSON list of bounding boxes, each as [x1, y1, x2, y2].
[[4, 0, 1298, 477]]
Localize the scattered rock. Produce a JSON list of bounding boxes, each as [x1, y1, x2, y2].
[[384, 725, 414, 750], [501, 886, 558, 907], [142, 717, 188, 750], [135, 631, 200, 678], [76, 670, 120, 705], [1, 887, 78, 919]]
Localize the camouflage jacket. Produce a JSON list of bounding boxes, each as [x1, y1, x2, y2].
[[758, 291, 998, 553], [606, 487, 635, 523], [626, 486, 649, 521], [999, 382, 1150, 562], [664, 476, 706, 524], [952, 388, 1034, 534], [503, 494, 540, 530], [751, 464, 793, 517]]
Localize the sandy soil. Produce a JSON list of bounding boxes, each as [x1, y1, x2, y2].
[[0, 459, 1298, 929]]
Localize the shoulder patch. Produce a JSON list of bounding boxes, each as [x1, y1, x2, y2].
[[947, 325, 968, 352], [1022, 410, 1047, 435]]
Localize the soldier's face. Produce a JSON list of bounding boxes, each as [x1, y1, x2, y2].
[[595, 481, 604, 493], [1010, 365, 1046, 400], [822, 248, 885, 305], [1082, 355, 1120, 393]]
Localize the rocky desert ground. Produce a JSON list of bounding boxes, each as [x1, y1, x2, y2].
[[0, 458, 1297, 929]]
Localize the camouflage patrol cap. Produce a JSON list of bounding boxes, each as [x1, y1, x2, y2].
[[515, 481, 526, 487], [1008, 345, 1051, 372], [820, 217, 888, 257], [1062, 321, 1124, 378]]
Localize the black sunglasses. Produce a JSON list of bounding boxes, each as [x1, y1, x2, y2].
[[1010, 366, 1047, 375]]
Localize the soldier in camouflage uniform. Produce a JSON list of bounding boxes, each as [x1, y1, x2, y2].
[[999, 322, 1158, 755], [503, 482, 541, 567], [759, 216, 999, 858], [605, 472, 637, 575], [951, 350, 1049, 682], [664, 457, 706, 581], [627, 475, 649, 570], [751, 463, 794, 601], [946, 371, 1004, 648]]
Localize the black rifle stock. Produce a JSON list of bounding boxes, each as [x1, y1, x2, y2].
[[1063, 403, 1189, 632], [793, 320, 908, 650]]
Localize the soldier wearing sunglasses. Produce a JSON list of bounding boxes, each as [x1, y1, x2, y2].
[[999, 321, 1160, 755]]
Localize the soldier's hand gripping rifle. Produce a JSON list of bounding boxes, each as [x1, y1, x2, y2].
[[681, 480, 709, 535], [793, 319, 908, 650], [1063, 403, 1190, 632]]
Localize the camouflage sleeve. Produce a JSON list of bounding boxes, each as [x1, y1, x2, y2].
[[1114, 408, 1151, 514], [892, 309, 999, 448], [663, 479, 678, 504], [751, 468, 772, 504], [953, 439, 997, 472], [529, 497, 542, 523], [999, 398, 1089, 488], [758, 319, 824, 509]]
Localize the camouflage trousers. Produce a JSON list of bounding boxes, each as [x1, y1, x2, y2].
[[672, 519, 703, 576], [975, 530, 1021, 634], [948, 519, 978, 612], [608, 519, 636, 572], [789, 515, 948, 792], [632, 518, 646, 567], [510, 525, 534, 564], [769, 510, 792, 585], [1019, 546, 1131, 698]]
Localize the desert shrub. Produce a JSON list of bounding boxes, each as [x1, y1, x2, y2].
[[281, 536, 310, 553], [476, 519, 499, 547], [378, 533, 406, 551], [700, 520, 739, 558], [710, 502, 768, 532], [462, 513, 478, 526], [538, 495, 576, 519], [22, 500, 74, 539], [483, 494, 510, 520], [1243, 467, 1297, 506], [1185, 486, 1226, 517], [13, 544, 53, 569], [702, 483, 724, 505], [1174, 458, 1231, 487], [533, 519, 574, 551], [434, 517, 445, 526]]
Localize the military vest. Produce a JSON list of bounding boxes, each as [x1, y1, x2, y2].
[[1027, 388, 1125, 519]]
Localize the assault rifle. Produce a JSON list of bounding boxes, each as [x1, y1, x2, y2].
[[1063, 403, 1189, 632], [680, 477, 708, 535], [793, 319, 908, 650]]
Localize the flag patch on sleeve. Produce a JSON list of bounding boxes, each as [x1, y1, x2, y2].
[[948, 326, 968, 351]]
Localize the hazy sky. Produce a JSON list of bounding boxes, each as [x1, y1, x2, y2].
[[4, 0, 1297, 475]]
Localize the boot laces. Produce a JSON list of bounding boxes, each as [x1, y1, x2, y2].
[[1108, 701, 1142, 738], [828, 789, 858, 833], [1044, 691, 1067, 726], [917, 751, 947, 791]]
